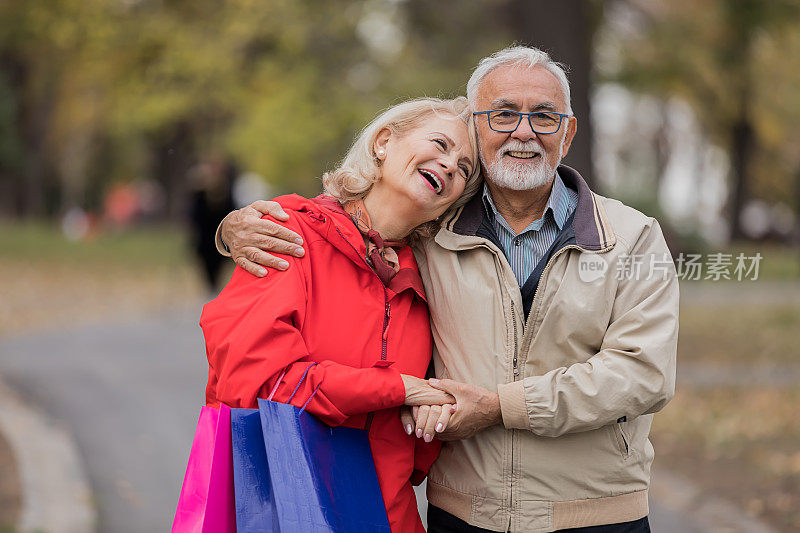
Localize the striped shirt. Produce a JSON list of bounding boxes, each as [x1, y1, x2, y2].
[[482, 172, 579, 287]]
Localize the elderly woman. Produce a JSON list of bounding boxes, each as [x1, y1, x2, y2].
[[201, 96, 481, 533]]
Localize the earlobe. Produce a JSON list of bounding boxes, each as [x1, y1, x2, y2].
[[374, 127, 392, 161], [560, 117, 578, 158]]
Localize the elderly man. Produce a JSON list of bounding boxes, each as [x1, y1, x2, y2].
[[216, 46, 678, 532]]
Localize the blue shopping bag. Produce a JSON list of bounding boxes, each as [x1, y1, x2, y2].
[[258, 363, 391, 533], [230, 408, 278, 533]]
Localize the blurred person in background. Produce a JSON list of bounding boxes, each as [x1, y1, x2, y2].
[[103, 182, 141, 228], [187, 154, 237, 292], [201, 97, 481, 533], [216, 46, 678, 532]]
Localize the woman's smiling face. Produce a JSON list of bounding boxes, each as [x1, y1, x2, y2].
[[372, 115, 475, 222]]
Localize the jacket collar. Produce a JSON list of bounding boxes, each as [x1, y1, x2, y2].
[[441, 165, 615, 252], [295, 194, 427, 301]]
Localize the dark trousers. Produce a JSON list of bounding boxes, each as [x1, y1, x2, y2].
[[427, 505, 651, 533]]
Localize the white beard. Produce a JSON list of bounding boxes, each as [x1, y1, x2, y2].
[[481, 140, 562, 191]]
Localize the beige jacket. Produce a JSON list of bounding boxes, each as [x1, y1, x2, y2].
[[414, 166, 679, 532]]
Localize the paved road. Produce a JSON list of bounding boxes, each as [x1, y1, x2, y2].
[[0, 309, 696, 532], [1, 310, 207, 532]]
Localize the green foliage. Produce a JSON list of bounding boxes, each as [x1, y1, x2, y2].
[[609, 0, 800, 207], [1, 0, 512, 212]]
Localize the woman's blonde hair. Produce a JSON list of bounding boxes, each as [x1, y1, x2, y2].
[[322, 96, 482, 239]]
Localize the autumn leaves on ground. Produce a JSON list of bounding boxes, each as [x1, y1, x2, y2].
[[654, 301, 800, 531], [1, 224, 799, 531], [0, 223, 208, 337]]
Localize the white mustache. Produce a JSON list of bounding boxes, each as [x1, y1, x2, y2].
[[499, 141, 544, 156]]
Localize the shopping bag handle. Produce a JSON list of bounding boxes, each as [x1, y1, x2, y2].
[[267, 362, 321, 414], [267, 368, 288, 401], [298, 382, 322, 415], [287, 363, 317, 402]]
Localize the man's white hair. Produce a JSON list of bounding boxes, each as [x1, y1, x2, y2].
[[466, 46, 573, 114]]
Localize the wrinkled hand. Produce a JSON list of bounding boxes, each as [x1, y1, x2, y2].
[[401, 375, 456, 406], [400, 404, 457, 442], [427, 379, 502, 441], [221, 200, 306, 277]]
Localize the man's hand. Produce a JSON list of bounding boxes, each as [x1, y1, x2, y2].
[[401, 375, 456, 406], [427, 379, 503, 441], [221, 200, 306, 277]]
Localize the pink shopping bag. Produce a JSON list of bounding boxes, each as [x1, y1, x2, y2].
[[172, 404, 236, 533]]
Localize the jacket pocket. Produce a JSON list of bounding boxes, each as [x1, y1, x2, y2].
[[611, 422, 631, 460]]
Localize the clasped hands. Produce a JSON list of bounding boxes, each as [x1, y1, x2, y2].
[[220, 204, 506, 443], [401, 376, 502, 443]]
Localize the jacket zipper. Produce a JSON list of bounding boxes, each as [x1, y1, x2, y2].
[[477, 242, 521, 378], [509, 300, 519, 525], [335, 226, 391, 360], [382, 287, 390, 360], [509, 292, 522, 525], [476, 241, 522, 524], [510, 301, 519, 376]]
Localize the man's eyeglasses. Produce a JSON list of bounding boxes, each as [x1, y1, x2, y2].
[[473, 109, 572, 135]]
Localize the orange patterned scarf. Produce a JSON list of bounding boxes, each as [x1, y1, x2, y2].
[[343, 199, 406, 286]]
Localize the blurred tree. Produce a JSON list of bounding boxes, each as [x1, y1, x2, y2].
[[404, 0, 602, 183], [1, 0, 605, 221], [502, 0, 602, 186], [609, 0, 800, 240], [0, 0, 119, 217], [0, 69, 23, 215]]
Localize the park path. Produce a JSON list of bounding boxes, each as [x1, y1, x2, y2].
[[0, 311, 206, 532], [0, 307, 701, 532]]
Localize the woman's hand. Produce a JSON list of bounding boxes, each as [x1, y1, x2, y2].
[[401, 404, 457, 442], [400, 375, 455, 406]]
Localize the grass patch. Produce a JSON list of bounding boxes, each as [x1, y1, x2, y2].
[[0, 221, 211, 337], [680, 243, 800, 281], [0, 221, 189, 267], [679, 303, 800, 365], [727, 243, 800, 281]]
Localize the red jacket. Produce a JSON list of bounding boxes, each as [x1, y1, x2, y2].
[[201, 194, 439, 533]]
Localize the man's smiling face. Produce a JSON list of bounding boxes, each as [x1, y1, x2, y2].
[[474, 64, 577, 191]]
